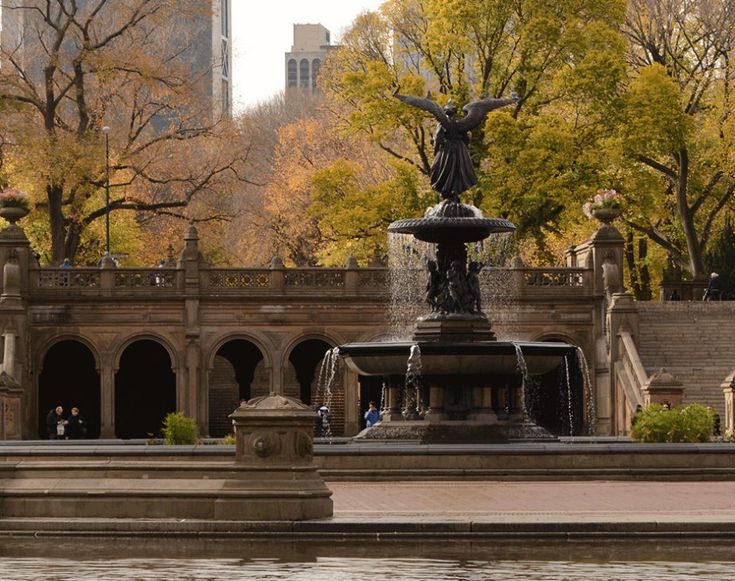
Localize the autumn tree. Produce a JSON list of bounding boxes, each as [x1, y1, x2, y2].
[[613, 0, 735, 278], [0, 0, 250, 264], [320, 0, 628, 260]]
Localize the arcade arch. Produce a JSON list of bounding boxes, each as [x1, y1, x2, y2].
[[207, 339, 267, 437], [114, 339, 176, 439], [38, 339, 100, 439]]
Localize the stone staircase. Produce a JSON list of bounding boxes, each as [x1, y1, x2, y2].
[[636, 302, 735, 419]]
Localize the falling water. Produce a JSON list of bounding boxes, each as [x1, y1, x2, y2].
[[387, 231, 518, 339], [403, 344, 423, 419], [576, 347, 597, 435], [563, 355, 574, 436], [315, 347, 341, 441], [387, 233, 434, 339], [512, 342, 530, 419]]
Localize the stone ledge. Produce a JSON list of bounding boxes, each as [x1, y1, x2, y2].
[[2, 517, 735, 539]]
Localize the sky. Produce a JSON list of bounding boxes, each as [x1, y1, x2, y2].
[[231, 0, 385, 112]]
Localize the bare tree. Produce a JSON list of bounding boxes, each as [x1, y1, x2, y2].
[[0, 0, 251, 262]]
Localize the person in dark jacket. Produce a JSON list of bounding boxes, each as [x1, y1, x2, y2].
[[703, 272, 722, 301], [46, 406, 67, 440], [65, 407, 87, 439]]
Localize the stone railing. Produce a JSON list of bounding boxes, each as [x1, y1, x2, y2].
[[614, 331, 647, 433], [28, 265, 594, 300], [513, 267, 593, 298], [30, 268, 182, 294]]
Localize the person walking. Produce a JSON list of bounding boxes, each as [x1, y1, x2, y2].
[[66, 407, 88, 439], [46, 406, 67, 440], [364, 401, 380, 428], [703, 272, 722, 301]]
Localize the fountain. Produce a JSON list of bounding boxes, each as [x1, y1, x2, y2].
[[338, 91, 580, 442]]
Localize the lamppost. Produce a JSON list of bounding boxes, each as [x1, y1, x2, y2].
[[102, 126, 111, 256]]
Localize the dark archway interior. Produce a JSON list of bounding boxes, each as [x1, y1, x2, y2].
[[289, 339, 332, 405], [208, 340, 264, 437], [38, 341, 100, 439], [115, 340, 176, 439], [528, 340, 585, 436]]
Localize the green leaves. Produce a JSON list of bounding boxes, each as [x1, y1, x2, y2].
[[631, 403, 716, 443]]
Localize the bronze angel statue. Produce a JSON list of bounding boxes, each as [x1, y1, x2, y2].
[[394, 91, 518, 201]]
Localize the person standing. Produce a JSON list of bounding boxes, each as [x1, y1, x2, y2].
[[66, 407, 88, 439], [46, 406, 67, 440], [364, 401, 380, 428]]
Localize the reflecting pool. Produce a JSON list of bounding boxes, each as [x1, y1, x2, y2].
[[2, 537, 735, 580]]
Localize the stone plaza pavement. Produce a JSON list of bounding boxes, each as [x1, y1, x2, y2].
[[329, 480, 735, 524]]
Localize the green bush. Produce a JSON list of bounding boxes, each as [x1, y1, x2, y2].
[[219, 433, 236, 445], [162, 412, 199, 445], [631, 403, 715, 443]]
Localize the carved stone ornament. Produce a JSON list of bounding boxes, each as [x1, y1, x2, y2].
[[248, 431, 281, 458]]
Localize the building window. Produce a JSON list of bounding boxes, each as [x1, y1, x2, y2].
[[299, 59, 310, 88], [221, 39, 229, 78], [221, 0, 229, 37], [311, 59, 321, 88], [288, 59, 297, 88]]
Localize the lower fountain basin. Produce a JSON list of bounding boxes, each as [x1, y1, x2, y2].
[[339, 341, 576, 377]]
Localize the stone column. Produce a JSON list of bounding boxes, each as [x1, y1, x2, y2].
[[99, 354, 115, 438], [178, 222, 205, 429], [2, 327, 16, 378], [722, 371, 735, 436], [381, 383, 403, 422], [423, 385, 446, 422]]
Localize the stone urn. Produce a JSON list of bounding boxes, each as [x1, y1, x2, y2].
[[590, 206, 622, 225], [0, 206, 29, 225]]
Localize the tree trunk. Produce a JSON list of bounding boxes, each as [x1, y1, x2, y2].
[[638, 237, 651, 300], [47, 183, 67, 265], [675, 149, 705, 276]]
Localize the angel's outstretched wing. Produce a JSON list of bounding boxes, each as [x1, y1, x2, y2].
[[456, 96, 518, 132], [394, 93, 451, 127]]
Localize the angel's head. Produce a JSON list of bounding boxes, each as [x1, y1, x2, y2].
[[444, 100, 457, 117]]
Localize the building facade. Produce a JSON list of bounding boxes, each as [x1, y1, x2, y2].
[[0, 220, 629, 442], [285, 23, 334, 93], [0, 0, 232, 120]]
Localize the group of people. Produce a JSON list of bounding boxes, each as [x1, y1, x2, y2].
[[45, 406, 87, 440]]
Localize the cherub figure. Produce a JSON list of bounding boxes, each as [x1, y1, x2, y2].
[[467, 261, 484, 313], [425, 259, 443, 311]]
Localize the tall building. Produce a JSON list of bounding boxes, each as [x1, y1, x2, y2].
[[0, 0, 232, 120], [285, 23, 334, 93]]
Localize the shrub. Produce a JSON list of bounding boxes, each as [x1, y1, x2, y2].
[[219, 433, 236, 445], [162, 412, 199, 445], [631, 403, 715, 443]]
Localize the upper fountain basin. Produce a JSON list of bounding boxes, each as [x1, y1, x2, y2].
[[388, 200, 516, 244], [388, 216, 516, 244], [339, 341, 576, 377]]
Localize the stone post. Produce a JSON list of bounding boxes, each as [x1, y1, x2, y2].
[[606, 292, 640, 435], [381, 383, 403, 422], [641, 368, 684, 408], [269, 256, 285, 291], [345, 255, 359, 292], [423, 385, 446, 422], [178, 223, 205, 427], [0, 225, 30, 437], [0, 371, 22, 439], [227, 394, 332, 520], [722, 371, 735, 436]]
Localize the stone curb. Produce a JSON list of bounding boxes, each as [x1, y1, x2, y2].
[[2, 518, 735, 539]]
